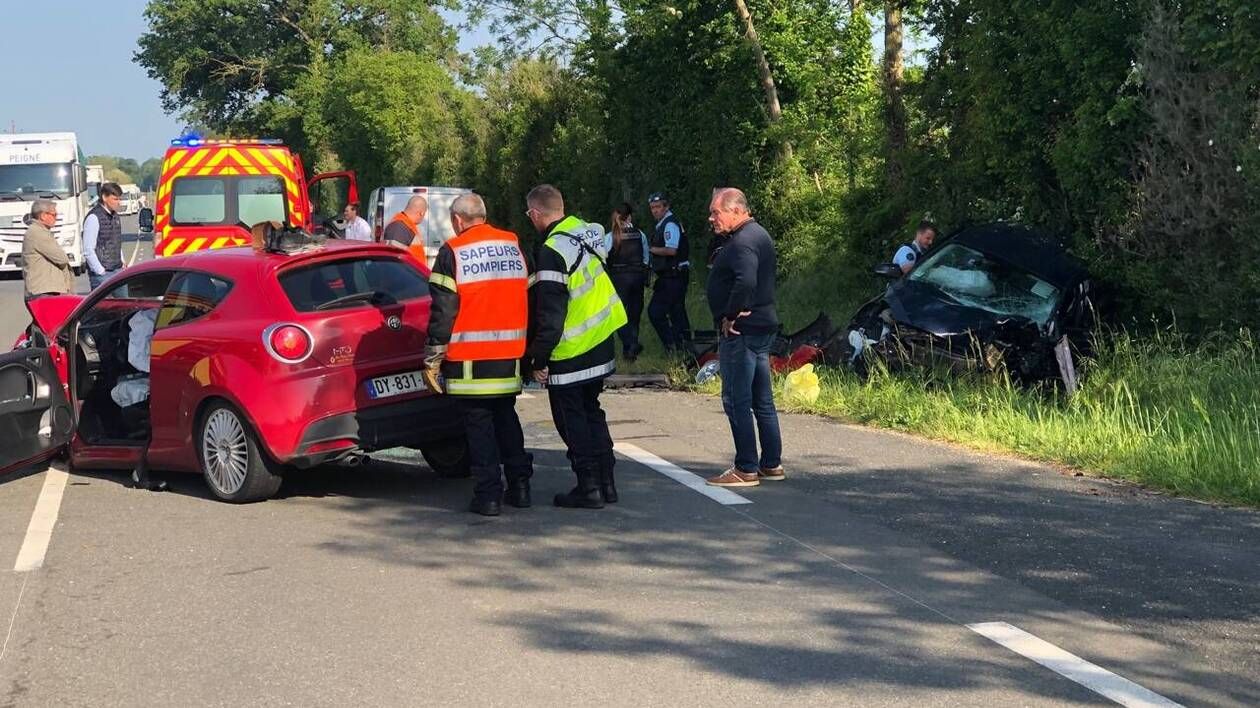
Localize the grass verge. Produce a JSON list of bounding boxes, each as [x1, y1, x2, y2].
[[763, 330, 1260, 506], [611, 263, 1260, 506]]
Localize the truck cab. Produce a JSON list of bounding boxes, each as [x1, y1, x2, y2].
[[152, 138, 356, 258], [0, 132, 90, 275]]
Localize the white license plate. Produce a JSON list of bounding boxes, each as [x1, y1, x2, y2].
[[364, 370, 428, 400]]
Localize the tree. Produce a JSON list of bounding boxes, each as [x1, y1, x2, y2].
[[137, 158, 164, 191], [323, 49, 485, 194], [882, 0, 907, 190], [731, 0, 782, 126], [88, 155, 138, 184], [136, 0, 459, 163]]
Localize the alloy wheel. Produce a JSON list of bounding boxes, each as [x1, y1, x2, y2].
[[202, 408, 250, 496]]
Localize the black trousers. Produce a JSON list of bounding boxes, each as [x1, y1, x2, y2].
[[547, 379, 614, 484], [457, 396, 533, 501], [610, 269, 646, 356], [648, 269, 691, 352]]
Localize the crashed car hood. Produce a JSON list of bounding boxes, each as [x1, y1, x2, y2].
[[885, 280, 1038, 337]]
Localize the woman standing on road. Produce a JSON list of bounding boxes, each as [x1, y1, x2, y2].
[[607, 202, 649, 361]]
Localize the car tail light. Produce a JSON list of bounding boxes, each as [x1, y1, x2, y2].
[[263, 323, 313, 363]]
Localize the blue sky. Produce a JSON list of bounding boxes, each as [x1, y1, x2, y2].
[[0, 2, 490, 162], [1, 1, 185, 161]]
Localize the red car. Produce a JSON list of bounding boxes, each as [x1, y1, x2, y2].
[[0, 240, 467, 502]]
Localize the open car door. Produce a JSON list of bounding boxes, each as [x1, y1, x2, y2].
[[307, 171, 359, 236], [0, 348, 74, 475]]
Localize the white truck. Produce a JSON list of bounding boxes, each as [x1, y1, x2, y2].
[[366, 185, 473, 267], [119, 183, 142, 215], [85, 164, 105, 206], [0, 133, 90, 275]]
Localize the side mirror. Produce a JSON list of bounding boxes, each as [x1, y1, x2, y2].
[[138, 208, 154, 233], [872, 262, 902, 279]]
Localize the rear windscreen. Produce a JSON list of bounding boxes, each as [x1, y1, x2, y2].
[[279, 257, 429, 312]]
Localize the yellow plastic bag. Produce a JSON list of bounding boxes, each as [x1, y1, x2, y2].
[[783, 363, 821, 405]]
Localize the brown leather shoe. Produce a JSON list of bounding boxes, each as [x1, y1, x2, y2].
[[705, 468, 760, 487], [758, 466, 786, 481]]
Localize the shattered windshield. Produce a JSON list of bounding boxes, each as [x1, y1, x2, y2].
[[908, 243, 1062, 326]]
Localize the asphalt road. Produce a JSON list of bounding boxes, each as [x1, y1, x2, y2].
[[0, 214, 149, 346], [2, 227, 1259, 704]]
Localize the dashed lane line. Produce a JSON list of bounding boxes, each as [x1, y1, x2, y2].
[[617, 441, 1182, 706], [968, 622, 1183, 707], [13, 464, 70, 572], [614, 442, 752, 505]]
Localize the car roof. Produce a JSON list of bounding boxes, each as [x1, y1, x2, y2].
[[128, 240, 405, 278], [947, 224, 1087, 288]]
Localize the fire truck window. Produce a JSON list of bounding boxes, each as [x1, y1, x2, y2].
[[238, 176, 286, 228], [171, 178, 226, 224]]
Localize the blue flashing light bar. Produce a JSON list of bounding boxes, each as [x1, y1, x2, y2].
[[170, 137, 284, 147]]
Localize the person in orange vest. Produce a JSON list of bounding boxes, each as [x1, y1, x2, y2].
[[384, 195, 429, 266], [424, 193, 534, 516]]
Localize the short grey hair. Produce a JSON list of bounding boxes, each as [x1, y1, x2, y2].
[[30, 199, 56, 219], [450, 194, 487, 222], [715, 188, 749, 213]]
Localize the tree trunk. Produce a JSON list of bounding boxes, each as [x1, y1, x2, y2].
[[732, 0, 782, 124], [883, 0, 907, 190]]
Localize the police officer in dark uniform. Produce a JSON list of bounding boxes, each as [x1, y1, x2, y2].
[[607, 202, 649, 361], [893, 220, 938, 275], [646, 192, 691, 353]]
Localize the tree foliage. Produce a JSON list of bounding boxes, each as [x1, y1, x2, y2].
[[138, 0, 1260, 331]]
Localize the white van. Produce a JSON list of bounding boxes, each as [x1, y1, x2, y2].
[[366, 185, 472, 267]]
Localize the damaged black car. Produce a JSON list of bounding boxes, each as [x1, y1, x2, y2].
[[842, 224, 1095, 384]]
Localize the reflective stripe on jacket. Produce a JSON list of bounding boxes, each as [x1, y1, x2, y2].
[[428, 222, 529, 397], [533, 216, 627, 367]]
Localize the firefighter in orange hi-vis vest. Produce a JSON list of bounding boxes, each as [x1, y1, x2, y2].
[[382, 195, 429, 266], [424, 193, 534, 517]]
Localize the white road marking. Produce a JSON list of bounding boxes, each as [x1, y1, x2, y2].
[[968, 622, 1183, 707], [614, 442, 752, 505], [13, 465, 71, 572], [611, 441, 1185, 705], [0, 573, 29, 665]]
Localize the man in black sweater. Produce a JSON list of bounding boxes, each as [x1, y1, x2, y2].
[[703, 188, 785, 488]]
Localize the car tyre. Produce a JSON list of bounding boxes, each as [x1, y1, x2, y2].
[[197, 401, 283, 503], [421, 437, 470, 478]]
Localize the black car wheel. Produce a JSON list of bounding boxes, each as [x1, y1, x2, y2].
[[421, 437, 470, 478]]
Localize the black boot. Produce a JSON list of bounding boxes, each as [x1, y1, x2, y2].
[[599, 452, 618, 504], [553, 468, 604, 509], [469, 497, 502, 516], [504, 478, 532, 508]]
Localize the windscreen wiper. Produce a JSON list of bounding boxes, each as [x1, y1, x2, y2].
[[314, 290, 394, 311], [0, 190, 26, 201]]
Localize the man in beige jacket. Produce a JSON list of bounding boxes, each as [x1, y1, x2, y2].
[[22, 199, 75, 299]]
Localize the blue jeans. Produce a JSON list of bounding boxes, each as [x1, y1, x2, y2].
[[719, 331, 782, 473], [88, 267, 122, 291]]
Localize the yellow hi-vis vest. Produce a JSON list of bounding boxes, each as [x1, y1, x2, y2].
[[532, 216, 628, 362]]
